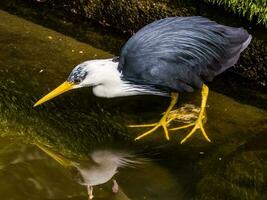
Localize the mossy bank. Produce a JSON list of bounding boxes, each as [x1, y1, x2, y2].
[[1, 0, 266, 86]]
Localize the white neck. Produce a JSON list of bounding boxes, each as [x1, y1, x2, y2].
[[89, 59, 146, 98], [76, 58, 161, 98]]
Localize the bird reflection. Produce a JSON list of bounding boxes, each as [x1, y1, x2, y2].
[[35, 143, 143, 199]]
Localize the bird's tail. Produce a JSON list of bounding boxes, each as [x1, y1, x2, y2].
[[241, 34, 252, 52], [215, 27, 252, 75]]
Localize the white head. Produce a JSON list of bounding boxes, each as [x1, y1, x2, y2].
[[68, 58, 120, 89], [34, 58, 122, 107]]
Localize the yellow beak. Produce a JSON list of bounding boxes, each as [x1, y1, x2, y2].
[[34, 81, 74, 107]]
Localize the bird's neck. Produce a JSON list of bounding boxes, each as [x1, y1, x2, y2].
[[91, 60, 166, 98], [91, 63, 147, 98], [92, 78, 144, 98]]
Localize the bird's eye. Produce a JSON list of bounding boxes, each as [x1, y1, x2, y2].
[[73, 78, 81, 84], [68, 68, 88, 84]]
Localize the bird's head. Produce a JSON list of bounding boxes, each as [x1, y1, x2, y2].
[[33, 58, 119, 107]]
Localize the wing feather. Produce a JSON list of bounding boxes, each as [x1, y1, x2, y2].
[[118, 16, 251, 92]]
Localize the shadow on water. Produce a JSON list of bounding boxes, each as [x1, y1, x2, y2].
[[0, 3, 267, 200]]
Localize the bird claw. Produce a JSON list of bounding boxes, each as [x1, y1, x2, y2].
[[129, 85, 210, 143], [129, 109, 210, 143], [130, 117, 170, 141], [170, 116, 211, 144], [128, 123, 157, 128]]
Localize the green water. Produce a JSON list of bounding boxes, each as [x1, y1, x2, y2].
[[0, 9, 267, 200]]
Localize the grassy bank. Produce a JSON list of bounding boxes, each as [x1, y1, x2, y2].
[[204, 0, 267, 26], [46, 0, 196, 32], [32, 0, 267, 28]]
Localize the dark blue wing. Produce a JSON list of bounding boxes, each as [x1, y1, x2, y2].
[[118, 16, 251, 92]]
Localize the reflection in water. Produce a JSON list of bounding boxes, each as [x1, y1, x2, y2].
[[35, 143, 144, 199], [0, 138, 185, 200]]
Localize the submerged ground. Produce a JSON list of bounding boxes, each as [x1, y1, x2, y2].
[[0, 9, 267, 200]]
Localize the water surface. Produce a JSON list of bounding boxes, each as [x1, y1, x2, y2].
[[0, 9, 267, 200]]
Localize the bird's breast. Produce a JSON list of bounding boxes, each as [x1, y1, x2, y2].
[[92, 85, 121, 98], [92, 83, 142, 98]]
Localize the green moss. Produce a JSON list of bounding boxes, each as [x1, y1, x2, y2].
[[204, 0, 267, 27], [50, 0, 195, 33], [39, 0, 267, 29], [0, 9, 133, 157]]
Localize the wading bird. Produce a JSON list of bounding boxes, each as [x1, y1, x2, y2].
[[36, 143, 142, 199], [34, 16, 251, 143]]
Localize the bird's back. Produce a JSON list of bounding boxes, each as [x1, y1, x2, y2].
[[118, 16, 251, 92]]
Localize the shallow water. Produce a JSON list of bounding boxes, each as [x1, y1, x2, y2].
[[0, 9, 267, 200]]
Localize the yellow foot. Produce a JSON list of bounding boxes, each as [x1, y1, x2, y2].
[[170, 84, 211, 144], [129, 117, 170, 141], [170, 115, 211, 144], [129, 92, 179, 141]]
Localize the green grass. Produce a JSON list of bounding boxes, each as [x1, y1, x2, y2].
[[204, 0, 267, 26]]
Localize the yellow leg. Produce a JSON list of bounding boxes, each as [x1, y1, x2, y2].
[[170, 84, 211, 144], [129, 93, 178, 140]]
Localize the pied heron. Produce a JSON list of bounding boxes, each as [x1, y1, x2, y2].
[[34, 16, 251, 143]]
